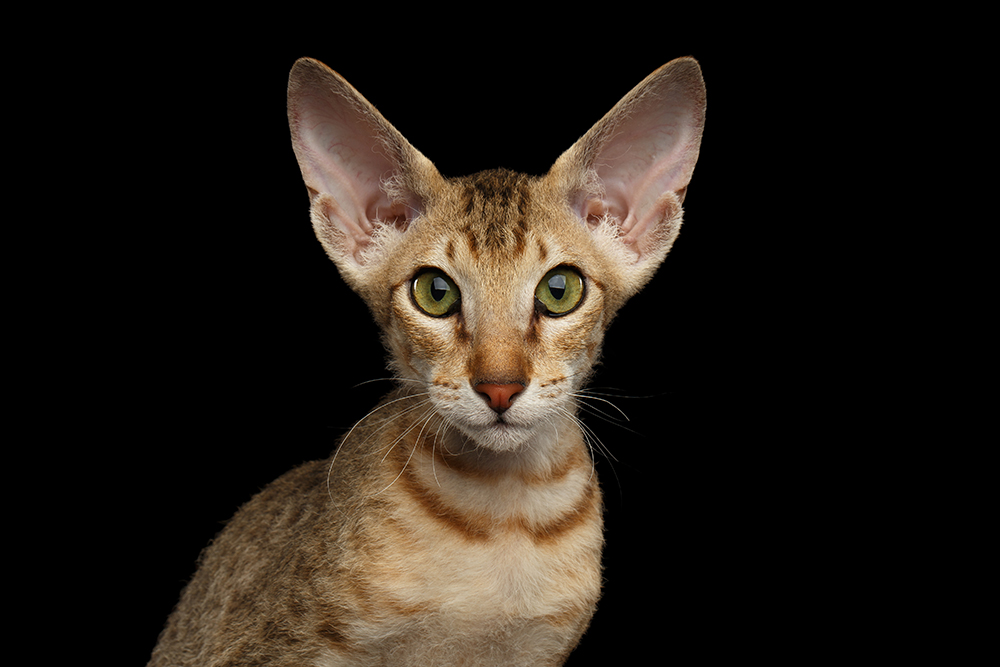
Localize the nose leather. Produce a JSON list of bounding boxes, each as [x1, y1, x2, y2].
[[474, 382, 524, 413]]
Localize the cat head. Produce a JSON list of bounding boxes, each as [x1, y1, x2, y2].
[[287, 58, 705, 452]]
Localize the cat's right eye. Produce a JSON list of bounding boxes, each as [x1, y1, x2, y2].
[[535, 266, 584, 316], [411, 268, 461, 317]]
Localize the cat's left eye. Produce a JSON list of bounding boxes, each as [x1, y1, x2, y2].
[[535, 266, 584, 316]]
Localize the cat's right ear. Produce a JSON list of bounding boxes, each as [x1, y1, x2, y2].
[[287, 59, 443, 270]]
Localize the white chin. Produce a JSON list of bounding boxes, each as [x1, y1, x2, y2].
[[459, 421, 535, 452]]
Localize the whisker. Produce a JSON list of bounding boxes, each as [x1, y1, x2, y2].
[[570, 390, 650, 438], [377, 400, 435, 463], [326, 390, 431, 504], [557, 405, 623, 495], [375, 404, 439, 495], [579, 386, 670, 401], [351, 376, 430, 390], [573, 398, 630, 426], [556, 408, 600, 460], [579, 415, 618, 463], [563, 414, 597, 482], [571, 391, 631, 422], [429, 413, 453, 488]]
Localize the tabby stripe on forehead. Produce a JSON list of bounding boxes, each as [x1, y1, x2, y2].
[[459, 170, 532, 257], [461, 171, 525, 216], [537, 239, 548, 263]]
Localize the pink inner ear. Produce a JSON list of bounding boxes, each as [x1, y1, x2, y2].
[[622, 192, 681, 252], [289, 60, 427, 266], [367, 199, 414, 231], [580, 198, 610, 229], [565, 60, 703, 258]]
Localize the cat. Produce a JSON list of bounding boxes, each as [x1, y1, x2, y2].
[[149, 56, 705, 667]]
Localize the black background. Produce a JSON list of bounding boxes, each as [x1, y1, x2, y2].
[[52, 28, 928, 666]]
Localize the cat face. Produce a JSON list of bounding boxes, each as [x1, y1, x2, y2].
[[288, 58, 705, 453], [359, 170, 620, 451]]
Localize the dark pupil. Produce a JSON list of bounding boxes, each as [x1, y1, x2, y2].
[[548, 274, 566, 300], [430, 276, 450, 302]]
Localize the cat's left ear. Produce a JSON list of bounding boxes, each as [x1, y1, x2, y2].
[[551, 57, 705, 290]]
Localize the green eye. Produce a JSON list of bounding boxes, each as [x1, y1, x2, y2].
[[535, 266, 584, 316], [411, 269, 460, 317]]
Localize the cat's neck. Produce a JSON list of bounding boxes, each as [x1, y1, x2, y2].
[[375, 402, 598, 541], [358, 384, 595, 532]]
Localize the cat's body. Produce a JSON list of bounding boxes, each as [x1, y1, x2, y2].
[[150, 57, 704, 666]]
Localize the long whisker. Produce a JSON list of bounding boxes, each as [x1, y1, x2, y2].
[[571, 391, 648, 438], [375, 404, 439, 496], [429, 414, 450, 488], [571, 391, 631, 422], [377, 400, 435, 463], [573, 398, 630, 426], [581, 386, 671, 400], [578, 411, 619, 463], [557, 405, 624, 497], [326, 390, 431, 503], [549, 407, 590, 479], [351, 376, 430, 390]]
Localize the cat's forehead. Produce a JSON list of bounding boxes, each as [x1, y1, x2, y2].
[[450, 169, 535, 256], [420, 168, 590, 271]]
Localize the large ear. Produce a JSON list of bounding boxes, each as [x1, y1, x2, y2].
[[550, 57, 705, 289], [287, 58, 444, 274]]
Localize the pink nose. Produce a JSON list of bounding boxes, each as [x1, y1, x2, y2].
[[475, 382, 524, 413]]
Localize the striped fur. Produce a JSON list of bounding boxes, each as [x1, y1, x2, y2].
[[150, 56, 705, 666]]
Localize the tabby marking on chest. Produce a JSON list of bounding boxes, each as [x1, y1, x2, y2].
[[150, 56, 705, 666]]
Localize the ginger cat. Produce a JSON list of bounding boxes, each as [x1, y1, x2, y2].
[[150, 56, 705, 666]]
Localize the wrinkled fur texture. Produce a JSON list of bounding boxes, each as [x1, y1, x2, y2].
[[150, 57, 705, 666]]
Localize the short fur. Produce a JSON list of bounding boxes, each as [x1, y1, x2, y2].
[[150, 57, 705, 666]]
